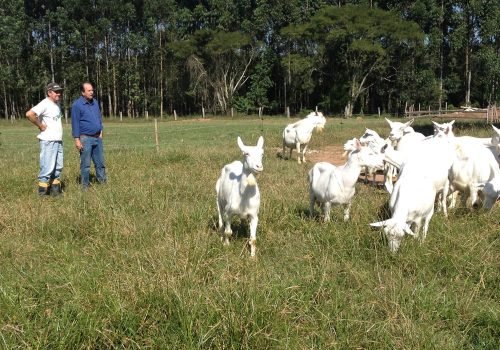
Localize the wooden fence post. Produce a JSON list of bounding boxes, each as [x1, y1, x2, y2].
[[174, 110, 177, 121], [154, 119, 159, 153]]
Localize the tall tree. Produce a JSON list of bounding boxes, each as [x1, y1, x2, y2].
[[283, 5, 423, 116], [0, 0, 24, 118], [171, 29, 256, 113]]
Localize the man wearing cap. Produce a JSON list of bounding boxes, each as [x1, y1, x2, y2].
[[71, 81, 107, 190], [26, 82, 64, 196]]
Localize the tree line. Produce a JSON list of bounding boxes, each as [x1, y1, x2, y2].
[[1, 0, 499, 119]]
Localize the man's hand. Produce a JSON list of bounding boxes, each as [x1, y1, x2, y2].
[[75, 138, 83, 151]]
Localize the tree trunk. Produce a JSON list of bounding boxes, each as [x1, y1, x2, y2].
[[438, 0, 444, 112], [113, 64, 117, 116], [105, 35, 113, 118], [159, 30, 164, 119], [48, 20, 55, 82], [3, 81, 8, 119], [84, 33, 89, 79]]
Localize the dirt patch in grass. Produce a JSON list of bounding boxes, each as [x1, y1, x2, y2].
[[276, 144, 386, 185]]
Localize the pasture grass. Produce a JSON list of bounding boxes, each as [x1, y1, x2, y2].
[[0, 116, 498, 349]]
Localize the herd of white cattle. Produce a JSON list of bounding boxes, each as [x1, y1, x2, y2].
[[215, 112, 500, 256]]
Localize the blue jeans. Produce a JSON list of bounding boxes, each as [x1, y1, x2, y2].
[[80, 135, 106, 188], [39, 140, 63, 183]]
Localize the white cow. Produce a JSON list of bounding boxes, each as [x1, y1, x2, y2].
[[282, 111, 326, 163], [308, 138, 384, 222], [216, 136, 264, 257]]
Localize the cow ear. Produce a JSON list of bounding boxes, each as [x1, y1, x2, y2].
[[385, 118, 393, 127]]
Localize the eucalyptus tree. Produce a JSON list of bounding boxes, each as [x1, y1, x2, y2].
[[376, 0, 452, 112], [144, 0, 178, 117], [170, 29, 256, 114], [466, 0, 500, 106], [0, 0, 24, 118], [249, 0, 326, 113], [283, 5, 423, 117]]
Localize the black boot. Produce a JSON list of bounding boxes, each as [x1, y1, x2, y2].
[[38, 183, 49, 196], [51, 183, 62, 197]]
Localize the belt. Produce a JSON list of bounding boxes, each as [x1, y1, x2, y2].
[[83, 132, 101, 137]]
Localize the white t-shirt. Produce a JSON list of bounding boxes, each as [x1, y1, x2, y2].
[[30, 97, 63, 141]]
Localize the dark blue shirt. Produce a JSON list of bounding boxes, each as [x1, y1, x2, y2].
[[71, 96, 103, 138]]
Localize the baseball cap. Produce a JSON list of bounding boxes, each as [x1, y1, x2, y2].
[[46, 82, 63, 92]]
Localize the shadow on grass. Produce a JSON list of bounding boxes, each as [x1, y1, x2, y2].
[[413, 119, 498, 136], [208, 215, 251, 241], [296, 206, 313, 220]]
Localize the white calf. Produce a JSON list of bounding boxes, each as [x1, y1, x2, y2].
[[309, 139, 384, 222], [282, 111, 326, 163], [216, 136, 264, 257]]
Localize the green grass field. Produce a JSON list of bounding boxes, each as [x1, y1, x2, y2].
[[0, 116, 498, 349]]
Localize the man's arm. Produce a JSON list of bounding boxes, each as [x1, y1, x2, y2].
[[26, 110, 46, 131], [71, 102, 83, 151]]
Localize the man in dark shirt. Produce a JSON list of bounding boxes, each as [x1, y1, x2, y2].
[[71, 81, 107, 190]]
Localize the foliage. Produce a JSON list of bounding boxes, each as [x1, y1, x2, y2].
[[0, 1, 499, 119]]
